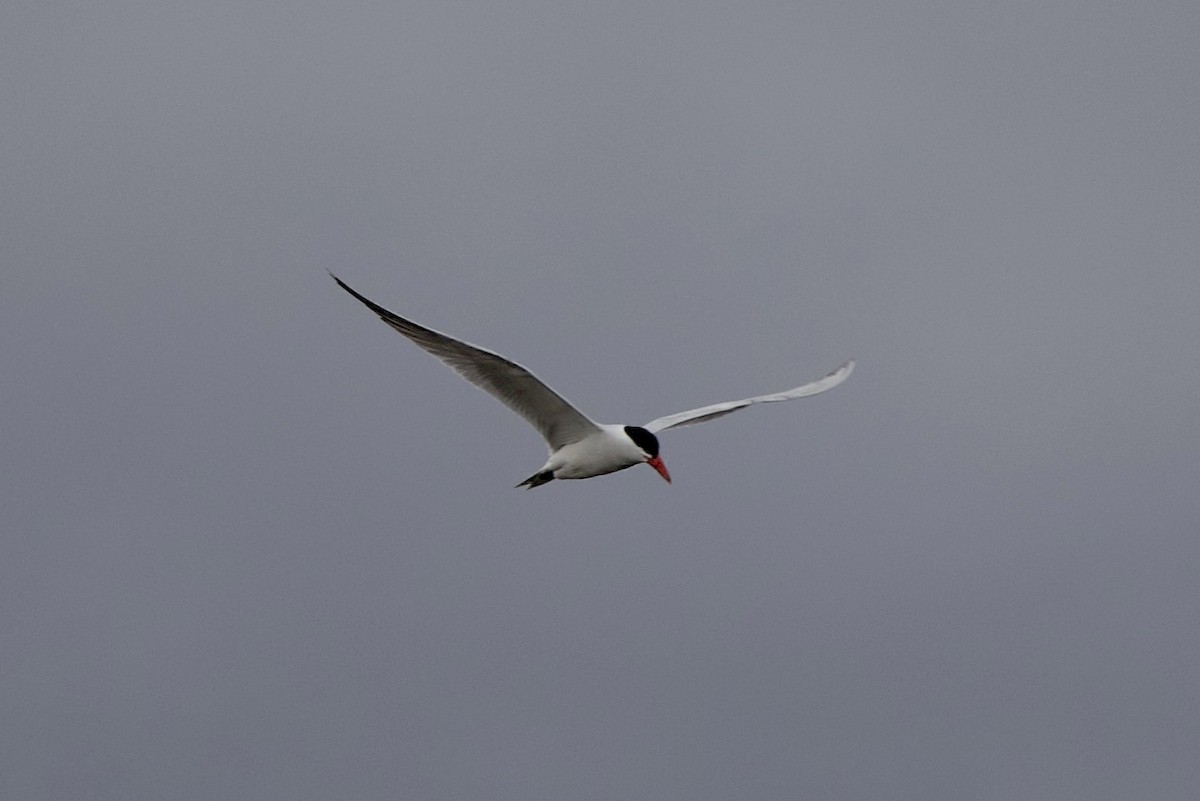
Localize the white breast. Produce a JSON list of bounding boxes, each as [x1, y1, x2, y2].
[[545, 425, 645, 480]]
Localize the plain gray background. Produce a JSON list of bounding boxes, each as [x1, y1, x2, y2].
[[3, 3, 1198, 799]]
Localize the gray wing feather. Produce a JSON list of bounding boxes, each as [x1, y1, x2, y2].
[[332, 274, 601, 451], [643, 359, 855, 433]]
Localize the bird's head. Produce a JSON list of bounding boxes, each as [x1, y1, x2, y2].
[[624, 426, 671, 483]]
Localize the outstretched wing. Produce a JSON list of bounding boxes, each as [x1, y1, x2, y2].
[[332, 274, 602, 451], [643, 360, 854, 433]]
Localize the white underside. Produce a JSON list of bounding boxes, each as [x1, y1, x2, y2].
[[540, 425, 645, 480]]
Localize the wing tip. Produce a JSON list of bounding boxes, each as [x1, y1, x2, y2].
[[328, 271, 355, 295], [329, 272, 396, 321]]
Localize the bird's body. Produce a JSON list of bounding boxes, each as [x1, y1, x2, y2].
[[330, 274, 853, 488], [524, 424, 660, 484]]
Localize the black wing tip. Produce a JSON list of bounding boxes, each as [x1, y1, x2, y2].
[[328, 272, 396, 320], [328, 271, 360, 299]]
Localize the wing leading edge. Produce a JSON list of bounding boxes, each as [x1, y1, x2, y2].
[[643, 359, 855, 433]]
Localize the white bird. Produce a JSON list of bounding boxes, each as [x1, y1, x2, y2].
[[331, 274, 854, 488]]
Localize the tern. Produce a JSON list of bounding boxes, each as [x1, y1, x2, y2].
[[331, 274, 854, 488]]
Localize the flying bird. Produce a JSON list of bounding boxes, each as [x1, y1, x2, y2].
[[331, 274, 853, 488]]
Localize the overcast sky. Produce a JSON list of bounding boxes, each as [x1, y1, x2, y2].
[[3, 3, 1199, 799]]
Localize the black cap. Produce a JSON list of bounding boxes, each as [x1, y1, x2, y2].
[[623, 426, 660, 458]]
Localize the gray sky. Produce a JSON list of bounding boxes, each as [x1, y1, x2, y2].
[[3, 3, 1199, 799]]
